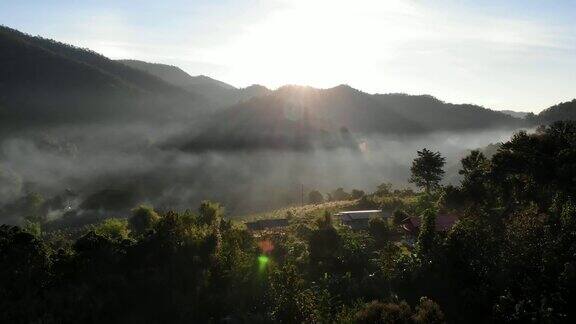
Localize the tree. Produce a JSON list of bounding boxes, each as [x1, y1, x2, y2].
[[369, 217, 390, 246], [416, 209, 437, 257], [351, 189, 366, 199], [410, 149, 446, 194], [198, 200, 223, 226], [0, 225, 50, 319], [94, 218, 130, 240], [309, 211, 341, 267], [129, 205, 160, 236], [330, 188, 351, 201], [376, 183, 393, 196], [459, 150, 489, 201], [308, 190, 324, 204], [23, 220, 41, 237]]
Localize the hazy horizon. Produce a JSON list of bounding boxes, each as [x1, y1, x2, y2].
[[2, 0, 575, 113]]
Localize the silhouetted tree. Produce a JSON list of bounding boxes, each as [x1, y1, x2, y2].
[[351, 189, 366, 199], [410, 149, 446, 194], [308, 190, 324, 204], [330, 188, 351, 201]]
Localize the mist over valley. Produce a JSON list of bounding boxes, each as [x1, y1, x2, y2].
[[0, 25, 571, 225]]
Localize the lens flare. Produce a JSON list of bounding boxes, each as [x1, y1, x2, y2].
[[258, 255, 270, 272]]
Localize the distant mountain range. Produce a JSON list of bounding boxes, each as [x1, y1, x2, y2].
[[118, 60, 271, 108], [176, 85, 526, 151], [1, 25, 575, 150], [499, 110, 530, 119]]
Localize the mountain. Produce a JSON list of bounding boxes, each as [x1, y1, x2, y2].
[[118, 59, 271, 108], [534, 99, 576, 124], [178, 85, 524, 152], [0, 26, 208, 129], [199, 84, 521, 135], [369, 91, 523, 133], [117, 59, 235, 90], [180, 94, 358, 152], [500, 110, 529, 119]]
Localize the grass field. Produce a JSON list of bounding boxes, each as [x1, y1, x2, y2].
[[238, 200, 358, 222]]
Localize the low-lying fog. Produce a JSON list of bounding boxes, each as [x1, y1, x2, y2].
[[0, 122, 518, 224]]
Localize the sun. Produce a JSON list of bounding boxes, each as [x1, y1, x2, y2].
[[214, 0, 417, 89]]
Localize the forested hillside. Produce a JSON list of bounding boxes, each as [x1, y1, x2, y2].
[[180, 94, 359, 151], [0, 26, 207, 128], [119, 59, 271, 108], [533, 99, 576, 124]]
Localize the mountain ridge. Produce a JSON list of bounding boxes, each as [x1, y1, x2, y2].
[[119, 59, 271, 108], [0, 25, 209, 128]]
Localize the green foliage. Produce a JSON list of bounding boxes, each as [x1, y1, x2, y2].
[[22, 220, 41, 237], [355, 300, 412, 324], [354, 299, 445, 324], [438, 185, 466, 211], [269, 264, 332, 322], [412, 297, 445, 324], [409, 149, 446, 194], [416, 209, 437, 258], [94, 218, 130, 240], [198, 200, 223, 226], [1, 122, 576, 322], [459, 150, 490, 202], [0, 225, 50, 321], [369, 217, 391, 246], [129, 205, 160, 236], [376, 183, 394, 196]]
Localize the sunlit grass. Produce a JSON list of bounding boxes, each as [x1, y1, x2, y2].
[[238, 200, 357, 221]]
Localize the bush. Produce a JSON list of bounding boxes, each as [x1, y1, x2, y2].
[[94, 218, 130, 240], [412, 297, 445, 324], [354, 300, 412, 324]]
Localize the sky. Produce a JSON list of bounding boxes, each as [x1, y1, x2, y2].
[[1, 0, 575, 112]]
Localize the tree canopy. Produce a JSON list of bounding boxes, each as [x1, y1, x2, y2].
[[409, 149, 446, 193]]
